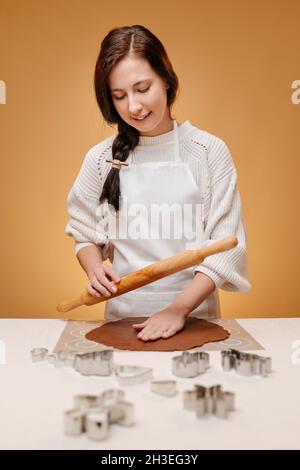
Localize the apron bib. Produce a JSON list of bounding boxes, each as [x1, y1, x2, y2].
[[104, 120, 220, 320]]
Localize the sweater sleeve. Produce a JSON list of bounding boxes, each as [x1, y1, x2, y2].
[[193, 138, 251, 292], [64, 145, 110, 256]]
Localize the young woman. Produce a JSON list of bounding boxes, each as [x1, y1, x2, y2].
[[65, 24, 251, 341]]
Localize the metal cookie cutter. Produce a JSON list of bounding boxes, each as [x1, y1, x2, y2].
[[102, 389, 125, 407], [172, 351, 209, 378], [85, 410, 110, 441], [85, 401, 134, 441], [221, 349, 272, 377], [151, 380, 177, 397], [115, 365, 153, 385], [105, 158, 129, 170], [64, 389, 135, 441], [31, 348, 76, 367], [48, 351, 77, 368], [64, 408, 87, 437], [73, 394, 103, 410], [103, 400, 135, 427], [183, 384, 235, 419], [31, 347, 114, 376], [74, 350, 114, 376], [30, 347, 49, 362]]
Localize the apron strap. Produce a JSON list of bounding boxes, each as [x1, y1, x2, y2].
[[173, 119, 181, 162], [128, 152, 134, 165]]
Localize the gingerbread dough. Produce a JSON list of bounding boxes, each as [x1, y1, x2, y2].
[[85, 316, 230, 351]]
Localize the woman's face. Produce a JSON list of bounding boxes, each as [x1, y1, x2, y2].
[[108, 54, 172, 136]]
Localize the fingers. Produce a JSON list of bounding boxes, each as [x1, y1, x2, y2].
[[87, 265, 121, 298], [92, 273, 116, 297], [137, 326, 164, 341], [86, 282, 102, 298], [142, 326, 177, 341], [136, 322, 181, 341], [162, 321, 185, 338], [103, 264, 121, 283], [132, 321, 148, 329], [161, 327, 176, 339], [145, 328, 166, 341]]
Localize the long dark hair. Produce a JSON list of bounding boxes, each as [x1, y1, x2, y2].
[[94, 24, 179, 211]]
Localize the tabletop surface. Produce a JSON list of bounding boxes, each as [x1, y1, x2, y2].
[[0, 317, 299, 450]]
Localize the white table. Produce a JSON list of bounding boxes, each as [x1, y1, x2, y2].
[[0, 318, 299, 450]]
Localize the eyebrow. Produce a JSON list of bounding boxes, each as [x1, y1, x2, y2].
[[111, 79, 152, 92]]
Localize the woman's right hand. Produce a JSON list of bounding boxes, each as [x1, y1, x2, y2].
[[86, 263, 121, 298]]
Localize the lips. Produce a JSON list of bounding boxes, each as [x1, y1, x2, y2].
[[132, 112, 151, 121]]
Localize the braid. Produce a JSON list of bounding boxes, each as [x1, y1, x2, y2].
[[100, 122, 139, 211]]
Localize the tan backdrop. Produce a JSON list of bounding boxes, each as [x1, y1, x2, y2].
[[0, 0, 299, 319]]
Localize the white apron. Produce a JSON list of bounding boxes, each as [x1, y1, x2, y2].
[[103, 119, 221, 321]]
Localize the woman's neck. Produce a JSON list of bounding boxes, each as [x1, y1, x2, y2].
[[139, 109, 182, 136]]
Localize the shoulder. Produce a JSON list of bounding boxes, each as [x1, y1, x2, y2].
[[185, 122, 230, 155], [71, 134, 115, 197], [78, 134, 116, 181], [84, 134, 115, 164], [185, 122, 236, 178]]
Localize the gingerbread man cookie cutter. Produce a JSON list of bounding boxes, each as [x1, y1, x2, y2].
[[64, 389, 134, 441]]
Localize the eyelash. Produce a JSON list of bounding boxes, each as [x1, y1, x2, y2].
[[113, 86, 150, 101]]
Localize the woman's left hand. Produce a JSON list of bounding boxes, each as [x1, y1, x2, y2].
[[132, 306, 188, 341]]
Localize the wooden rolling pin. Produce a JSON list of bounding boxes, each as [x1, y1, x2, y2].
[[57, 236, 238, 313]]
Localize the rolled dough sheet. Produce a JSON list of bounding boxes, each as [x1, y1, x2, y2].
[[85, 316, 230, 352]]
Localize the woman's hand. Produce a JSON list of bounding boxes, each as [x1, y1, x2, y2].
[[132, 306, 188, 341], [86, 263, 120, 298]]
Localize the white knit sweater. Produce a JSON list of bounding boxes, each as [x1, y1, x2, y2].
[[65, 120, 251, 292]]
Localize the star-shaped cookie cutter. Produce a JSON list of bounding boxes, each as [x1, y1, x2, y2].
[[184, 384, 235, 419]]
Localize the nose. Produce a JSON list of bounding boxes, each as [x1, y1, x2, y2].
[[128, 96, 143, 115]]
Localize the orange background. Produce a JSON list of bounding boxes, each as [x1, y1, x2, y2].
[[0, 0, 299, 319]]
